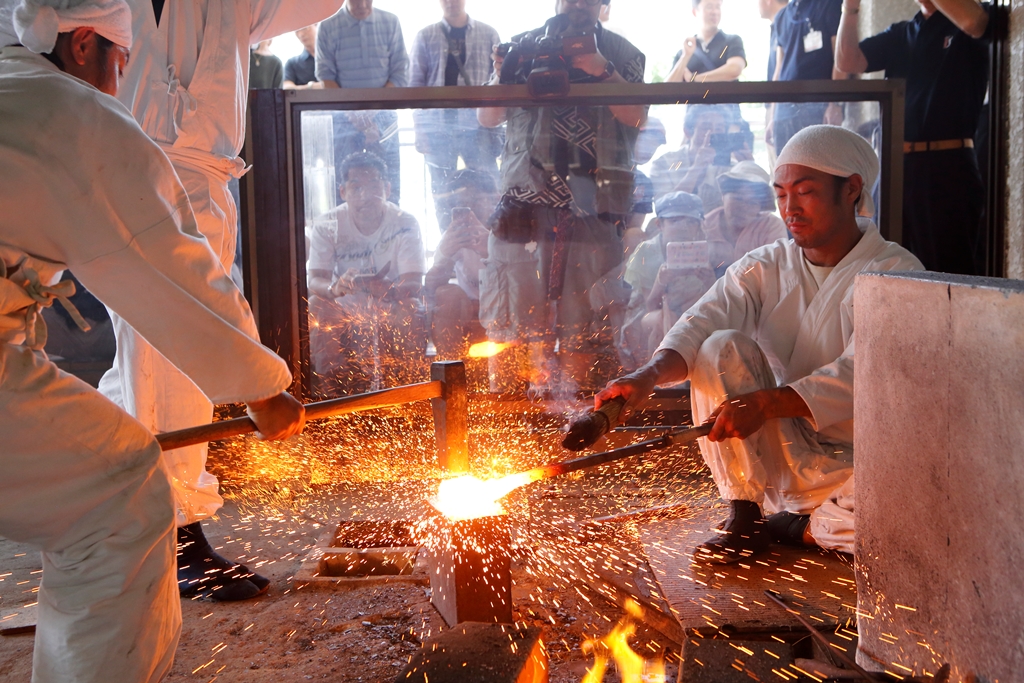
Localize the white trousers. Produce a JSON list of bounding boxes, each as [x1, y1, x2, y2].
[[99, 165, 237, 526], [689, 330, 855, 553], [1, 344, 180, 683]]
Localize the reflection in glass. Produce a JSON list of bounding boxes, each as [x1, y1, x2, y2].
[[299, 99, 883, 399]]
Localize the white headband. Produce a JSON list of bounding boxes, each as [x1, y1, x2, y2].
[[775, 125, 880, 217], [14, 0, 132, 54]]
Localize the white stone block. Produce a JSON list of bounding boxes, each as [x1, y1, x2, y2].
[[855, 272, 1024, 681]]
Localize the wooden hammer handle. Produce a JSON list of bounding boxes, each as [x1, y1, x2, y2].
[[155, 380, 443, 451]]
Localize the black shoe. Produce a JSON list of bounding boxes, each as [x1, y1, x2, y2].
[[764, 511, 811, 547], [696, 500, 770, 564], [177, 522, 270, 602]]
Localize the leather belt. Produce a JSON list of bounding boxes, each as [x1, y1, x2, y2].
[[903, 139, 974, 154]]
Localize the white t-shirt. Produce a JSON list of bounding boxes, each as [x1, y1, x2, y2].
[[309, 202, 426, 279]]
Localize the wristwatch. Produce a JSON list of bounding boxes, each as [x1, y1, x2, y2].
[[594, 61, 616, 82]]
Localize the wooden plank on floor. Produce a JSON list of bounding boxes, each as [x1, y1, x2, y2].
[[639, 506, 858, 633], [1, 605, 36, 636]]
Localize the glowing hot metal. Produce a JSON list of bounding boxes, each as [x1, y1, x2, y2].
[[432, 423, 714, 521], [466, 341, 512, 358]]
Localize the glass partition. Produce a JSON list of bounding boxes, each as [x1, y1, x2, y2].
[[240, 81, 903, 400]]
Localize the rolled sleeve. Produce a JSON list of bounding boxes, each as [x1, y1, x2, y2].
[[859, 25, 900, 74]]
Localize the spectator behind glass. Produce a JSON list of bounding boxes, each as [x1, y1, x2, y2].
[[316, 0, 408, 202], [283, 24, 323, 90], [666, 0, 746, 83], [424, 170, 498, 361], [410, 0, 502, 230], [620, 192, 716, 368], [650, 104, 753, 212], [307, 152, 426, 395], [759, 0, 790, 82], [477, 0, 647, 395], [704, 161, 788, 278], [249, 39, 283, 89], [767, 0, 844, 154]]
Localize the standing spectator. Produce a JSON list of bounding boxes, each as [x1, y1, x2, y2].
[[317, 0, 409, 202], [835, 0, 991, 276], [250, 39, 283, 89], [769, 0, 843, 153], [478, 0, 647, 394], [759, 0, 789, 81], [284, 24, 323, 90], [410, 0, 501, 228], [666, 0, 746, 83]]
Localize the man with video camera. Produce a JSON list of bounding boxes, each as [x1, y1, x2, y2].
[[477, 0, 646, 395]]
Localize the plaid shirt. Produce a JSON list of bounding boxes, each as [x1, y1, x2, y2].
[[316, 6, 409, 88], [409, 17, 500, 88]]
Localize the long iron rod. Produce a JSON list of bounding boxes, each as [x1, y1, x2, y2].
[[527, 423, 712, 482], [764, 590, 881, 682], [156, 380, 443, 451]]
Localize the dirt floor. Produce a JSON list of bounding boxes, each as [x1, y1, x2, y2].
[[0, 403, 710, 683]]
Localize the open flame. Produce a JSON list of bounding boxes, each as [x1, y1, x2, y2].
[[431, 472, 535, 521], [582, 600, 666, 683], [467, 341, 512, 359]]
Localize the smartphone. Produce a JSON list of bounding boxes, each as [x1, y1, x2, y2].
[[666, 241, 710, 270], [451, 207, 475, 226], [709, 132, 747, 167]]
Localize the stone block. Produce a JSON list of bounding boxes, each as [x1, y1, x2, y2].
[[855, 273, 1024, 681], [425, 513, 514, 627], [395, 623, 546, 683]]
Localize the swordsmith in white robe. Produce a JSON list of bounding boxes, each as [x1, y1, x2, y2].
[[101, 0, 345, 526], [658, 220, 923, 552], [0, 47, 291, 683]]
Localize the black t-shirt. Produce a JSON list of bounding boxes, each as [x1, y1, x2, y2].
[[672, 31, 746, 79], [284, 51, 317, 87], [860, 5, 993, 142], [444, 25, 469, 86], [152, 0, 165, 25], [775, 0, 842, 81]]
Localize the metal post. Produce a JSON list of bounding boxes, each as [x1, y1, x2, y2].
[[431, 361, 470, 473]]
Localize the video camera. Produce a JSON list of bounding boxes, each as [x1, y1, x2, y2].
[[496, 14, 598, 98]]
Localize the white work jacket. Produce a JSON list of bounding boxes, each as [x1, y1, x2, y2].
[[0, 47, 291, 404], [659, 220, 924, 446], [118, 0, 344, 176]]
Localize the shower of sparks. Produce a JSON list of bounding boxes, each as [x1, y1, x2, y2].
[[431, 472, 536, 521], [174, 380, 953, 681], [466, 340, 512, 358]]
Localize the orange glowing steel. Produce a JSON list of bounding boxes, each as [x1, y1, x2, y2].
[[431, 472, 535, 521], [467, 341, 511, 359], [582, 600, 665, 683]]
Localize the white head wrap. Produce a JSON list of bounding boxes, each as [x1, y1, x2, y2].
[[775, 125, 879, 217], [13, 0, 132, 54]]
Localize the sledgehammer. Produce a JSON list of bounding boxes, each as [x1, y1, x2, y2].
[[155, 380, 443, 451]]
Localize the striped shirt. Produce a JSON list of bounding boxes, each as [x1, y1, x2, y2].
[[316, 6, 409, 88], [409, 17, 499, 88]]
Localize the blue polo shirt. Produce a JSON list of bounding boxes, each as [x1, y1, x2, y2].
[[775, 0, 842, 81], [860, 5, 993, 142]]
